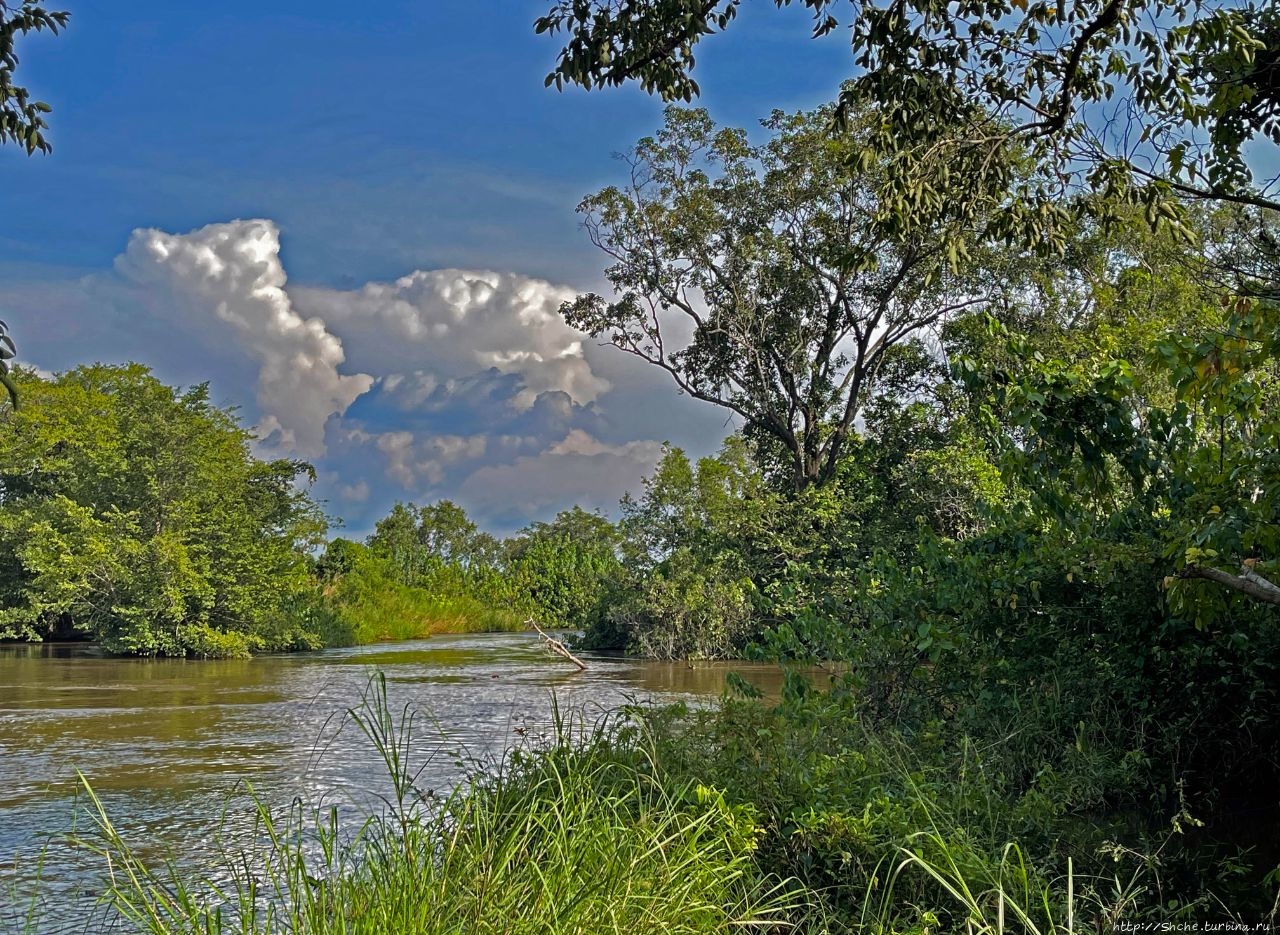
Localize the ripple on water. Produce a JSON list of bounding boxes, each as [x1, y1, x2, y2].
[[0, 632, 816, 933]]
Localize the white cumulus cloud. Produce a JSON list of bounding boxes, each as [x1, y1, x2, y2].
[[2, 217, 734, 532], [337, 480, 370, 503], [374, 429, 490, 488], [117, 219, 375, 456], [458, 431, 666, 528], [292, 268, 609, 409]]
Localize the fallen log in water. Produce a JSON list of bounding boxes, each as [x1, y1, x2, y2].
[[527, 618, 588, 671]]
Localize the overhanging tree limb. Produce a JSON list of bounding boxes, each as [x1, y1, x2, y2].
[[1180, 562, 1280, 607], [0, 319, 18, 409], [538, 0, 1279, 227], [0, 2, 69, 155]]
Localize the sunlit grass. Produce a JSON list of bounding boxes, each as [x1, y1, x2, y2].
[[77, 677, 803, 934], [56, 677, 1273, 933], [315, 588, 527, 646], [347, 592, 527, 642]]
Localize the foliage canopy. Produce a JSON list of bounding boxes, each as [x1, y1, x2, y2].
[[538, 0, 1279, 249], [0, 364, 325, 656], [0, 1, 67, 155], [564, 103, 1010, 490]]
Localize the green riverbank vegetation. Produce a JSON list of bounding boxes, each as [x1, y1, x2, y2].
[[0, 366, 618, 653], [4, 2, 1280, 923], [64, 96, 1280, 924], [5, 102, 1280, 925], [85, 675, 1278, 933], [0, 364, 329, 657]]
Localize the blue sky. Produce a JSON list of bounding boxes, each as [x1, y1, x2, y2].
[[0, 1, 853, 535], [2, 1, 852, 284]]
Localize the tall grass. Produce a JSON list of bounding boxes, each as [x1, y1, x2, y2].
[[312, 584, 527, 646], [344, 590, 527, 642], [0, 846, 46, 935], [78, 676, 802, 934], [65, 679, 1279, 933], [627, 691, 1280, 933]]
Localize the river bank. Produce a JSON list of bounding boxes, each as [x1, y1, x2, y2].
[[4, 637, 1275, 932], [57, 672, 1280, 934], [0, 633, 804, 933]]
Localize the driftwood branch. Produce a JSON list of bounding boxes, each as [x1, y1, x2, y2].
[[527, 618, 588, 671], [1180, 563, 1280, 607]]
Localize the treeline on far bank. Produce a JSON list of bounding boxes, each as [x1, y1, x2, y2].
[[0, 358, 983, 661], [0, 363, 624, 657], [0, 360, 739, 658], [0, 356, 1019, 662]]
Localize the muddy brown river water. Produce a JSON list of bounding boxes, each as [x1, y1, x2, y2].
[[0, 632, 802, 933]]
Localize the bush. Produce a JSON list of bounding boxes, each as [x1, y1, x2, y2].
[[601, 551, 758, 659], [81, 682, 1279, 933], [0, 365, 324, 656]]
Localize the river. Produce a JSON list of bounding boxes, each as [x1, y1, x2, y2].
[[0, 633, 794, 933]]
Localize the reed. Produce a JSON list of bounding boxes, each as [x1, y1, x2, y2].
[[77, 676, 802, 934], [68, 679, 1274, 933], [313, 589, 527, 646]]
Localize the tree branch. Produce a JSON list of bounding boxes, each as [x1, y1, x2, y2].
[[1180, 563, 1280, 606], [1129, 164, 1280, 214]]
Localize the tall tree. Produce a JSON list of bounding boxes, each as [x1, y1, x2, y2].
[[0, 365, 325, 656], [367, 502, 425, 583], [368, 500, 498, 579], [505, 507, 623, 627], [562, 104, 1006, 490], [413, 500, 498, 567], [588, 440, 776, 658]]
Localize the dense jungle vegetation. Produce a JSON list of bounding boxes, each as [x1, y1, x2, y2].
[[0, 366, 625, 654], [5, 0, 1280, 928], [18, 163, 1278, 927]]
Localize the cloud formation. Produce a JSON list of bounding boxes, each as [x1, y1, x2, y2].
[[373, 429, 489, 489], [117, 220, 374, 455], [2, 218, 732, 532], [293, 268, 609, 409], [458, 431, 666, 529]]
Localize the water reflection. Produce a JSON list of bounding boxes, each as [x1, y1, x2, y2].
[[0, 633, 812, 932]]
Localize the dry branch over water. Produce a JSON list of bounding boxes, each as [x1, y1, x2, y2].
[[528, 618, 588, 671]]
